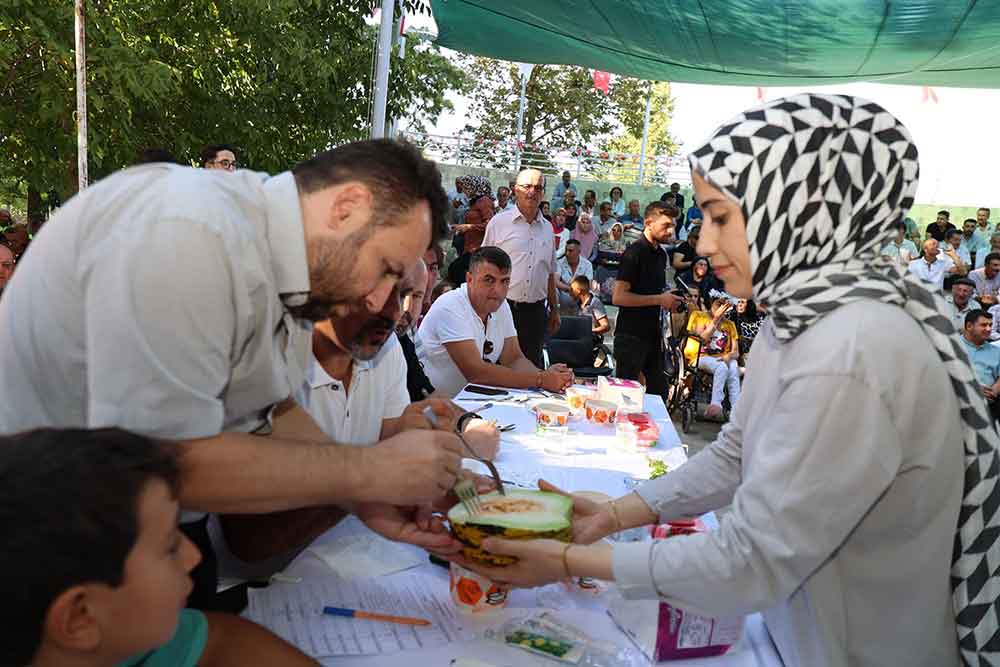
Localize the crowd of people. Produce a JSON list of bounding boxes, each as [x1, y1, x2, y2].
[[2, 96, 1000, 665]]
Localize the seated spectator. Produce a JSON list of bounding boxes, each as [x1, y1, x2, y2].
[[598, 222, 627, 254], [908, 238, 955, 292], [3, 222, 29, 258], [298, 263, 499, 456], [496, 185, 513, 213], [945, 278, 981, 331], [581, 190, 598, 218], [941, 228, 970, 287], [961, 218, 981, 264], [879, 220, 918, 268], [551, 170, 574, 212], [0, 243, 14, 297], [676, 256, 722, 309], [671, 224, 700, 272], [570, 275, 610, 344], [430, 280, 454, 305], [200, 144, 238, 171], [563, 203, 579, 231], [619, 199, 644, 232], [660, 182, 685, 211], [447, 176, 494, 286], [961, 310, 1000, 421], [924, 209, 955, 242], [594, 201, 617, 235], [540, 200, 551, 221], [447, 176, 469, 228], [420, 244, 444, 321], [570, 213, 599, 262], [1, 428, 318, 667], [418, 246, 573, 396], [550, 207, 571, 260], [729, 298, 767, 361], [685, 195, 703, 225], [396, 261, 436, 402], [555, 239, 594, 312], [969, 252, 1000, 308], [975, 233, 1000, 270], [609, 186, 626, 218], [561, 188, 579, 213], [903, 215, 922, 247], [683, 296, 741, 420]]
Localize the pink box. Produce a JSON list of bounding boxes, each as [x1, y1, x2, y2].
[[608, 597, 743, 662], [597, 376, 645, 408]]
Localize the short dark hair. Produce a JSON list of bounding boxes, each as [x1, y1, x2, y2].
[[571, 275, 590, 290], [200, 143, 237, 165], [497, 186, 510, 196], [966, 309, 992, 328], [937, 210, 950, 218], [945, 228, 962, 240], [953, 278, 976, 290], [585, 189, 596, 198], [134, 148, 181, 165], [565, 239, 581, 248], [0, 429, 180, 665], [979, 207, 991, 215], [892, 220, 907, 232], [644, 201, 679, 221], [964, 218, 978, 225], [610, 186, 623, 198], [293, 139, 449, 246], [469, 246, 512, 274], [985, 253, 1000, 266]]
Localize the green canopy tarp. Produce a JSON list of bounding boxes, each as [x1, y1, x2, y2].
[[432, 1, 1000, 87]]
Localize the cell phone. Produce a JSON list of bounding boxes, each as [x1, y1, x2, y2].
[[464, 384, 509, 397]]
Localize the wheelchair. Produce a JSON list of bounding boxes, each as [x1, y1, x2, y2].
[[662, 308, 731, 433]]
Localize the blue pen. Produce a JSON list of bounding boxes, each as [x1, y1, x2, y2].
[[322, 606, 431, 626]]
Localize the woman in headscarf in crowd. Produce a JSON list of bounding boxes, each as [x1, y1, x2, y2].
[[676, 256, 721, 310], [571, 213, 600, 262], [447, 175, 493, 286], [550, 208, 571, 259], [458, 94, 990, 667], [540, 200, 551, 221], [609, 186, 626, 218], [599, 221, 627, 254], [728, 298, 767, 360]]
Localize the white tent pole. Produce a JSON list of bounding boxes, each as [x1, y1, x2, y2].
[[514, 63, 534, 172], [637, 82, 652, 185], [74, 0, 88, 190], [371, 0, 395, 139]]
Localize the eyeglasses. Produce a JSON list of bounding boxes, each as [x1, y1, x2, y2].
[[209, 159, 238, 170], [516, 184, 544, 192], [0, 261, 14, 269]]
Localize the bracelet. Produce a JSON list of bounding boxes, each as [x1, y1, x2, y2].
[[561, 543, 573, 578], [456, 411, 481, 433], [607, 499, 623, 532]]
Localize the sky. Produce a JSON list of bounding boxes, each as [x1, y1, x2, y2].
[[402, 11, 1000, 208]]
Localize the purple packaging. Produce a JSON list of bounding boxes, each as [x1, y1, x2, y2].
[[607, 596, 743, 662]]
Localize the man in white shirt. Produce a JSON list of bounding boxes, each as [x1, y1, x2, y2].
[[555, 239, 594, 312], [944, 278, 981, 331], [594, 201, 617, 236], [941, 228, 970, 279], [975, 206, 994, 245], [483, 168, 560, 368], [496, 186, 514, 213], [908, 238, 955, 291], [969, 253, 1000, 309], [975, 233, 1000, 270], [879, 220, 918, 268], [0, 140, 466, 607], [418, 247, 573, 397]]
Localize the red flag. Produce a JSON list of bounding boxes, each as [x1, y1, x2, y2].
[[921, 86, 939, 104], [592, 70, 611, 95]]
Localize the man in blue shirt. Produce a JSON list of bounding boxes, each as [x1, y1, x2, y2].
[[961, 309, 1000, 420], [551, 170, 574, 211]]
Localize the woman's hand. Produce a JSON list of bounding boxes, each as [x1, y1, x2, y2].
[[455, 538, 615, 588], [537, 480, 618, 544]]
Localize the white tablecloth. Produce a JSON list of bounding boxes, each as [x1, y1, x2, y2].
[[258, 387, 783, 666]]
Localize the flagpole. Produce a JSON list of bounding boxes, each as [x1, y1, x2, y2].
[[514, 63, 534, 172], [74, 0, 88, 190], [637, 82, 652, 186], [371, 0, 395, 139]]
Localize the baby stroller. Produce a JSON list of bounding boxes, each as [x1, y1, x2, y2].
[[593, 249, 622, 305], [662, 305, 731, 433]]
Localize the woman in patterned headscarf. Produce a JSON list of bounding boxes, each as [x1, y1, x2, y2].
[[459, 95, 990, 666]]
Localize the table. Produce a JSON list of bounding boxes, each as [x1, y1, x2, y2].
[[252, 387, 783, 666]]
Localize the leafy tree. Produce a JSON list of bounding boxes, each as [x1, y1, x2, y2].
[[0, 0, 468, 216]]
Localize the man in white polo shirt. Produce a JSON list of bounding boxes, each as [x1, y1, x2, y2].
[[419, 247, 574, 397], [908, 238, 956, 292]]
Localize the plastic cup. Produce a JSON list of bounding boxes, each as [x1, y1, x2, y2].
[[584, 399, 617, 426], [565, 385, 595, 416], [449, 563, 508, 614]]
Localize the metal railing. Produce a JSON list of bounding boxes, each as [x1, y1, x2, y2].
[[400, 131, 690, 186]]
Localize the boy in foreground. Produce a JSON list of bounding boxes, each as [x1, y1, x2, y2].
[[1, 428, 318, 667]]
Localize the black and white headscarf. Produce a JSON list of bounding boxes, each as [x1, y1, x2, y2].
[[689, 93, 1000, 664]]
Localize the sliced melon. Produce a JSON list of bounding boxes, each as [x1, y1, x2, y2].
[[447, 489, 573, 566]]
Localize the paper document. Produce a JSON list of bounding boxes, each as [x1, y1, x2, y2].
[[306, 532, 424, 579], [245, 572, 470, 657]]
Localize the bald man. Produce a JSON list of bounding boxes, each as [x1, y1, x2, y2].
[[482, 168, 559, 367]]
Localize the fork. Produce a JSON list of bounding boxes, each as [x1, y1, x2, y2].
[[423, 407, 506, 503]]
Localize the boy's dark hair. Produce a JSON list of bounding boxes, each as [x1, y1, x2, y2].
[[644, 201, 679, 221], [469, 246, 512, 274], [200, 143, 237, 165], [292, 140, 449, 246], [571, 275, 590, 290], [0, 429, 180, 665], [966, 309, 992, 328]]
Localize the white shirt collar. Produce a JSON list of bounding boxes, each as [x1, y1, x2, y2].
[[308, 353, 372, 390]]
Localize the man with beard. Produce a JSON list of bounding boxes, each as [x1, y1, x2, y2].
[[0, 139, 465, 610], [396, 260, 436, 402]]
